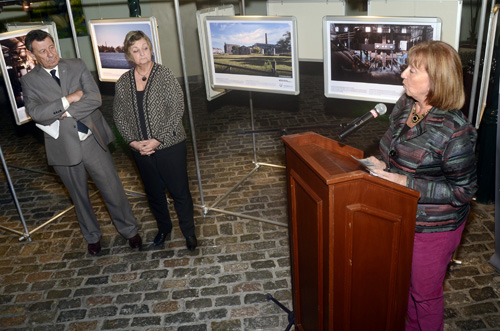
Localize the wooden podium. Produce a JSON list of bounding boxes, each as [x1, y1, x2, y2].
[[282, 132, 420, 331]]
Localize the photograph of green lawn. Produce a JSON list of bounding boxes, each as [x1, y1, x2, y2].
[[209, 21, 294, 78], [213, 53, 292, 77]]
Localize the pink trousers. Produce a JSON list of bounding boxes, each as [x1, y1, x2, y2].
[[405, 221, 466, 331]]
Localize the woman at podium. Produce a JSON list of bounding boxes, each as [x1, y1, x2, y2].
[[366, 41, 477, 330]]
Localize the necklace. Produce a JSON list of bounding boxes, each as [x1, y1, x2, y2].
[[410, 104, 430, 124], [136, 63, 152, 82]]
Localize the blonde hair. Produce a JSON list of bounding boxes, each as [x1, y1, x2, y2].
[[123, 30, 153, 64], [408, 41, 465, 110]]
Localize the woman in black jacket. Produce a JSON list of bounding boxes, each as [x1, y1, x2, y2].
[[113, 30, 197, 251]]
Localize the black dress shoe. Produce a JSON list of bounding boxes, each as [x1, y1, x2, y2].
[[186, 235, 197, 251], [88, 242, 101, 255], [128, 234, 142, 249], [153, 231, 170, 246]]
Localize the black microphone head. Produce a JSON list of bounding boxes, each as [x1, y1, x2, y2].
[[375, 103, 387, 116]]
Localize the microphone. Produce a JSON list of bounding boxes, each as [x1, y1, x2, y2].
[[338, 103, 387, 140]]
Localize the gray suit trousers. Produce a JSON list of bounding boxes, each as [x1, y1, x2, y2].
[[53, 135, 138, 244]]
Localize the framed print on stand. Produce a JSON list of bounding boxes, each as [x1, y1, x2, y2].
[[88, 17, 161, 82], [0, 23, 60, 125], [203, 15, 300, 95], [323, 16, 442, 103]]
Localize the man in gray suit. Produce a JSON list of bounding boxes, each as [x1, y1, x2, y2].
[[21, 29, 142, 255]]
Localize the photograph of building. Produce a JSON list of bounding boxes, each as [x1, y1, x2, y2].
[[329, 22, 435, 85]]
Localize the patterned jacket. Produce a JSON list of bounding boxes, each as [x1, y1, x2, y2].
[[379, 94, 478, 233], [113, 63, 186, 150]]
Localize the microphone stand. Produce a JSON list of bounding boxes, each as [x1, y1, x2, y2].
[[266, 293, 295, 331], [236, 122, 350, 136]]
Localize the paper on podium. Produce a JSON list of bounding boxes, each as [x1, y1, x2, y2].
[[351, 155, 382, 177]]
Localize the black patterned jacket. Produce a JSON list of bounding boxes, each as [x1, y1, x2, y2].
[[113, 63, 186, 150]]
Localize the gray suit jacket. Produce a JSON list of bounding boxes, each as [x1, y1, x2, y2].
[[21, 58, 115, 166]]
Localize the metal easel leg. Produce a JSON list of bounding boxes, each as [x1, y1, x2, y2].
[[0, 145, 31, 242]]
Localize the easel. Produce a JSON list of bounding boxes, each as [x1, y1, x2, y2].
[[173, 0, 290, 228], [202, 91, 287, 228]]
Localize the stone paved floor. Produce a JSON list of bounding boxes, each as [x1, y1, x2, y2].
[[0, 66, 499, 330]]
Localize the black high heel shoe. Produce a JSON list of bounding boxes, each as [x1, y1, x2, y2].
[[186, 235, 198, 251], [153, 231, 170, 246]]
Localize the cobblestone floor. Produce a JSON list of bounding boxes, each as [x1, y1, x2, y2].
[[0, 66, 499, 330]]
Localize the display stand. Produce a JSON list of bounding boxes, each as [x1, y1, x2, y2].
[[191, 0, 289, 228], [172, 0, 284, 227], [167, 1, 287, 228]]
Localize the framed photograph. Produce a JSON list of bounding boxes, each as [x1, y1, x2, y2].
[[0, 24, 60, 125], [196, 5, 235, 101], [204, 16, 300, 95], [88, 17, 162, 82], [323, 16, 442, 103]]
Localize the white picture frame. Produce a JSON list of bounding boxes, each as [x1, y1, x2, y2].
[[323, 16, 442, 103], [204, 16, 300, 95], [88, 17, 162, 82]]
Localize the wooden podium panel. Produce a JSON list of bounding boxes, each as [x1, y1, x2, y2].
[[282, 132, 420, 331]]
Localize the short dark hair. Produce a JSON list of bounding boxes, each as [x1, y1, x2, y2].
[[25, 29, 54, 52], [123, 30, 153, 64]]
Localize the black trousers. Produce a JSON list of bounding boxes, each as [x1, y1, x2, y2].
[[132, 140, 195, 238]]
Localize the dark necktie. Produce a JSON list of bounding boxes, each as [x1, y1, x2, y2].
[[50, 69, 88, 134], [50, 69, 60, 86]]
